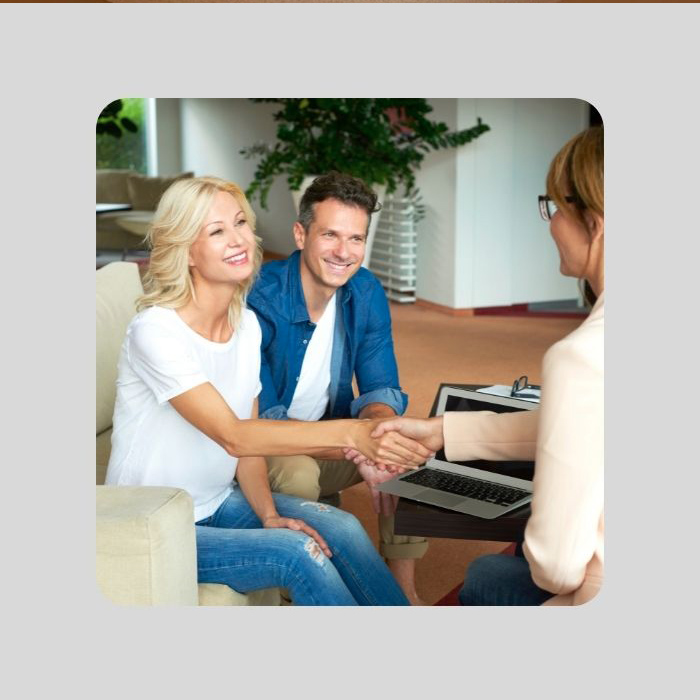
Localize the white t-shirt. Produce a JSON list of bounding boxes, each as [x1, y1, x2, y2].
[[287, 293, 336, 422], [105, 305, 262, 522]]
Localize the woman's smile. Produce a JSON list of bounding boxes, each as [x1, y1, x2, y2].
[[224, 250, 249, 266]]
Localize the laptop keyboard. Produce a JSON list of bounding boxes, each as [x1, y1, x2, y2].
[[400, 468, 530, 506]]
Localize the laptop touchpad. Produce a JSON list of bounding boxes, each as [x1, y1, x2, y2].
[[417, 490, 464, 508]]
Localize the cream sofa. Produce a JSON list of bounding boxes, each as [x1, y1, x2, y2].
[[96, 170, 193, 252], [96, 261, 280, 606]]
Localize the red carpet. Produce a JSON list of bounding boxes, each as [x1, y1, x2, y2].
[[474, 303, 586, 319], [433, 542, 517, 605]]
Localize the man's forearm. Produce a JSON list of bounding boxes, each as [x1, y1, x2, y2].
[[312, 448, 348, 461], [358, 402, 396, 421]]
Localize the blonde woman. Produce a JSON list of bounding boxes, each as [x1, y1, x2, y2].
[[371, 126, 604, 605], [105, 176, 429, 605]]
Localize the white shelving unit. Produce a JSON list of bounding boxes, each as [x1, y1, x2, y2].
[[368, 194, 417, 303]]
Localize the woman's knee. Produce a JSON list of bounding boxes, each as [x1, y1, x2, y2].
[[459, 555, 505, 605], [268, 455, 321, 501], [283, 531, 338, 583], [468, 554, 506, 580], [322, 507, 370, 547]]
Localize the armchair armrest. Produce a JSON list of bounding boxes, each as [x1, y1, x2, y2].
[[96, 485, 199, 605]]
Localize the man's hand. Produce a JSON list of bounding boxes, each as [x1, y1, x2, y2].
[[355, 460, 400, 516], [355, 405, 403, 471], [262, 515, 332, 558], [342, 447, 407, 474], [371, 416, 445, 454]]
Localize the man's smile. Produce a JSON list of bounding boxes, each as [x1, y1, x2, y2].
[[324, 258, 355, 274]]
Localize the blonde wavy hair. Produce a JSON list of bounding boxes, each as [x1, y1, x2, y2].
[[546, 125, 604, 231], [137, 176, 263, 331]]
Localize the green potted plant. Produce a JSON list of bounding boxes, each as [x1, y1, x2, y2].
[[242, 98, 489, 208], [241, 99, 489, 265]]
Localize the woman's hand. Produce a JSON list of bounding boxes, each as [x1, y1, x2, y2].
[[351, 419, 434, 469], [262, 515, 332, 558], [371, 416, 445, 454]]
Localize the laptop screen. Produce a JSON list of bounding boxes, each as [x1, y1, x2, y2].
[[435, 391, 536, 481]]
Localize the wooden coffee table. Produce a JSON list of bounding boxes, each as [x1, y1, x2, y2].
[[393, 383, 532, 542], [395, 498, 530, 542]]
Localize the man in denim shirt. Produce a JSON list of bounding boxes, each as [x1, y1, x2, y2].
[[247, 172, 428, 604]]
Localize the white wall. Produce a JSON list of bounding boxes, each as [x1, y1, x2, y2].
[[152, 98, 297, 254], [154, 98, 589, 307], [414, 99, 459, 308], [507, 99, 588, 304], [179, 99, 297, 255], [416, 98, 589, 308], [154, 98, 182, 176]]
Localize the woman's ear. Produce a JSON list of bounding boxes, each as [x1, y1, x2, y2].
[[585, 211, 604, 242]]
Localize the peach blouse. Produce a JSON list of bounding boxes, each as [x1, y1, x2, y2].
[[443, 293, 604, 605]]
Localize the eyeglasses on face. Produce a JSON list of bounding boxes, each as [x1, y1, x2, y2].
[[538, 195, 577, 222]]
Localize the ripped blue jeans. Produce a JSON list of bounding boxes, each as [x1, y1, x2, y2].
[[195, 489, 409, 606]]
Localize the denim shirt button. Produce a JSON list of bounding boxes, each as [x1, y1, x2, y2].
[[302, 339, 308, 344]]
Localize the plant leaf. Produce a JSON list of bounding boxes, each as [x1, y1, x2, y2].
[[121, 117, 138, 133], [241, 98, 490, 209]]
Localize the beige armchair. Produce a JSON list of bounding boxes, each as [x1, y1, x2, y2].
[[96, 262, 280, 606]]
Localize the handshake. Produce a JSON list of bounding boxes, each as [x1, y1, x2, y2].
[[346, 415, 446, 473], [344, 415, 445, 516]]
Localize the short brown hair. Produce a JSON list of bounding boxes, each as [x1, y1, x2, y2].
[[298, 172, 381, 233]]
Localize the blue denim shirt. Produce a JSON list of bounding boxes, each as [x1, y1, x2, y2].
[[247, 251, 408, 420]]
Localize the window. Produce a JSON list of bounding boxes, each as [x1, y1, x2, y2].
[[96, 98, 151, 173]]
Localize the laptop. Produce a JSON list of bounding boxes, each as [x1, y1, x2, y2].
[[375, 386, 538, 519]]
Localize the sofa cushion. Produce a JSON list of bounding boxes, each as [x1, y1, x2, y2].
[[198, 583, 281, 606], [126, 171, 194, 211], [96, 169, 134, 204], [96, 263, 143, 435]]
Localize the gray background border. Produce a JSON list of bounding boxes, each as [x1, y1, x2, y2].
[[2, 2, 696, 696]]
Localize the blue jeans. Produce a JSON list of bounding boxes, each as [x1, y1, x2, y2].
[[195, 490, 409, 606], [458, 553, 554, 606]]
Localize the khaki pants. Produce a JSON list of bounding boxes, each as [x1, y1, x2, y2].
[[266, 455, 428, 561]]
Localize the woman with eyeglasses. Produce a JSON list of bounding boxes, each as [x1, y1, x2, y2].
[[371, 126, 604, 605]]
